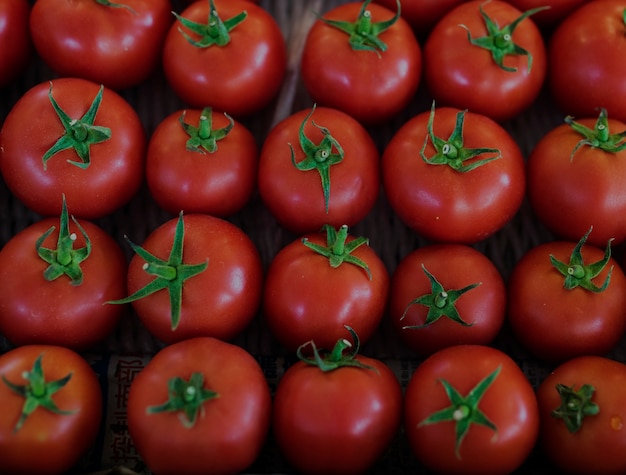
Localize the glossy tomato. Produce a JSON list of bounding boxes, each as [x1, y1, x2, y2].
[[300, 0, 421, 124], [374, 0, 470, 36], [424, 0, 547, 122], [0, 77, 146, 219], [536, 355, 626, 475], [382, 105, 526, 243], [0, 0, 31, 88], [0, 345, 102, 475], [404, 344, 539, 475], [162, 0, 287, 117], [127, 337, 271, 475], [257, 105, 380, 234], [505, 0, 589, 28], [146, 107, 258, 217], [388, 243, 506, 357]]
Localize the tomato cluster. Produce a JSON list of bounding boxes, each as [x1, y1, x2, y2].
[[2, 0, 626, 474]]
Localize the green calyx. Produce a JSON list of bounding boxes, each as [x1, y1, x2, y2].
[[302, 224, 372, 280], [36, 195, 91, 286], [179, 107, 234, 154], [147, 372, 219, 428], [173, 0, 247, 48], [419, 365, 500, 459], [460, 2, 548, 72], [108, 211, 209, 330], [289, 104, 344, 213], [566, 108, 626, 160], [421, 102, 501, 172], [552, 383, 599, 433], [318, 0, 400, 56], [2, 353, 75, 433], [401, 264, 480, 329], [550, 227, 613, 293], [94, 0, 136, 14], [42, 82, 111, 170]]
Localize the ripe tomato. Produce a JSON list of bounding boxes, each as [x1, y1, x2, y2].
[[263, 225, 389, 353], [536, 355, 626, 475], [373, 0, 470, 36], [257, 105, 380, 234], [162, 0, 287, 117], [146, 107, 258, 217], [505, 0, 590, 28], [507, 229, 626, 362], [0, 77, 146, 219], [127, 337, 271, 475], [404, 344, 539, 474], [424, 0, 547, 122], [300, 0, 422, 124], [0, 345, 102, 475], [272, 328, 403, 475], [381, 105, 526, 243], [549, 0, 626, 122], [0, 0, 31, 88], [388, 243, 506, 357]]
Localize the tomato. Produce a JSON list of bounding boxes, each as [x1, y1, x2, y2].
[[527, 109, 626, 246], [549, 0, 626, 122], [127, 337, 271, 475], [424, 0, 547, 122], [0, 0, 31, 89], [272, 327, 403, 475], [111, 212, 264, 344], [0, 345, 102, 475], [0, 77, 146, 219], [257, 105, 380, 234], [162, 0, 287, 117], [0, 198, 128, 351], [507, 228, 626, 362], [505, 0, 590, 28], [381, 105, 526, 243], [300, 0, 421, 124], [146, 107, 258, 217], [404, 344, 539, 475], [536, 355, 626, 475], [388, 243, 506, 357], [373, 0, 470, 36], [263, 224, 389, 353]]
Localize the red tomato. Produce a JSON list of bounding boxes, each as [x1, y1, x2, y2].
[[374, 0, 470, 36], [162, 0, 287, 117], [388, 243, 506, 357], [127, 337, 271, 475], [381, 105, 526, 243], [505, 0, 590, 28], [300, 0, 422, 124], [507, 230, 626, 362], [0, 77, 146, 219], [424, 0, 547, 122], [0, 345, 102, 475], [146, 107, 258, 217], [257, 105, 380, 234], [549, 0, 626, 122], [0, 0, 31, 88], [536, 355, 626, 475], [263, 225, 389, 353], [404, 344, 539, 475]]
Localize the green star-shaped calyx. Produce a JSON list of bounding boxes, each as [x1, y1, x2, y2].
[[179, 107, 234, 154], [566, 108, 626, 160], [173, 0, 247, 48], [551, 383, 599, 433]]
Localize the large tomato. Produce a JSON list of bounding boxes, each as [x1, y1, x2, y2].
[[0, 77, 146, 219], [0, 0, 31, 88], [424, 0, 547, 122], [300, 0, 421, 124], [0, 345, 102, 475], [381, 105, 526, 243], [404, 344, 539, 474], [127, 337, 271, 475]]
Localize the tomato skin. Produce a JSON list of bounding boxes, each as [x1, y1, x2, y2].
[[162, 0, 287, 117], [0, 345, 102, 475], [0, 77, 146, 219], [381, 106, 526, 243], [146, 108, 258, 217], [0, 0, 31, 88], [373, 0, 470, 36], [301, 1, 422, 124], [388, 243, 506, 357], [507, 240, 626, 362], [257, 106, 380, 234], [272, 356, 403, 475], [127, 337, 272, 475], [424, 0, 547, 122], [536, 356, 626, 475], [404, 344, 539, 475]]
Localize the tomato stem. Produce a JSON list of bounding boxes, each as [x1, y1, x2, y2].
[[551, 383, 599, 433], [173, 0, 247, 48], [566, 108, 626, 159], [179, 107, 234, 154]]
